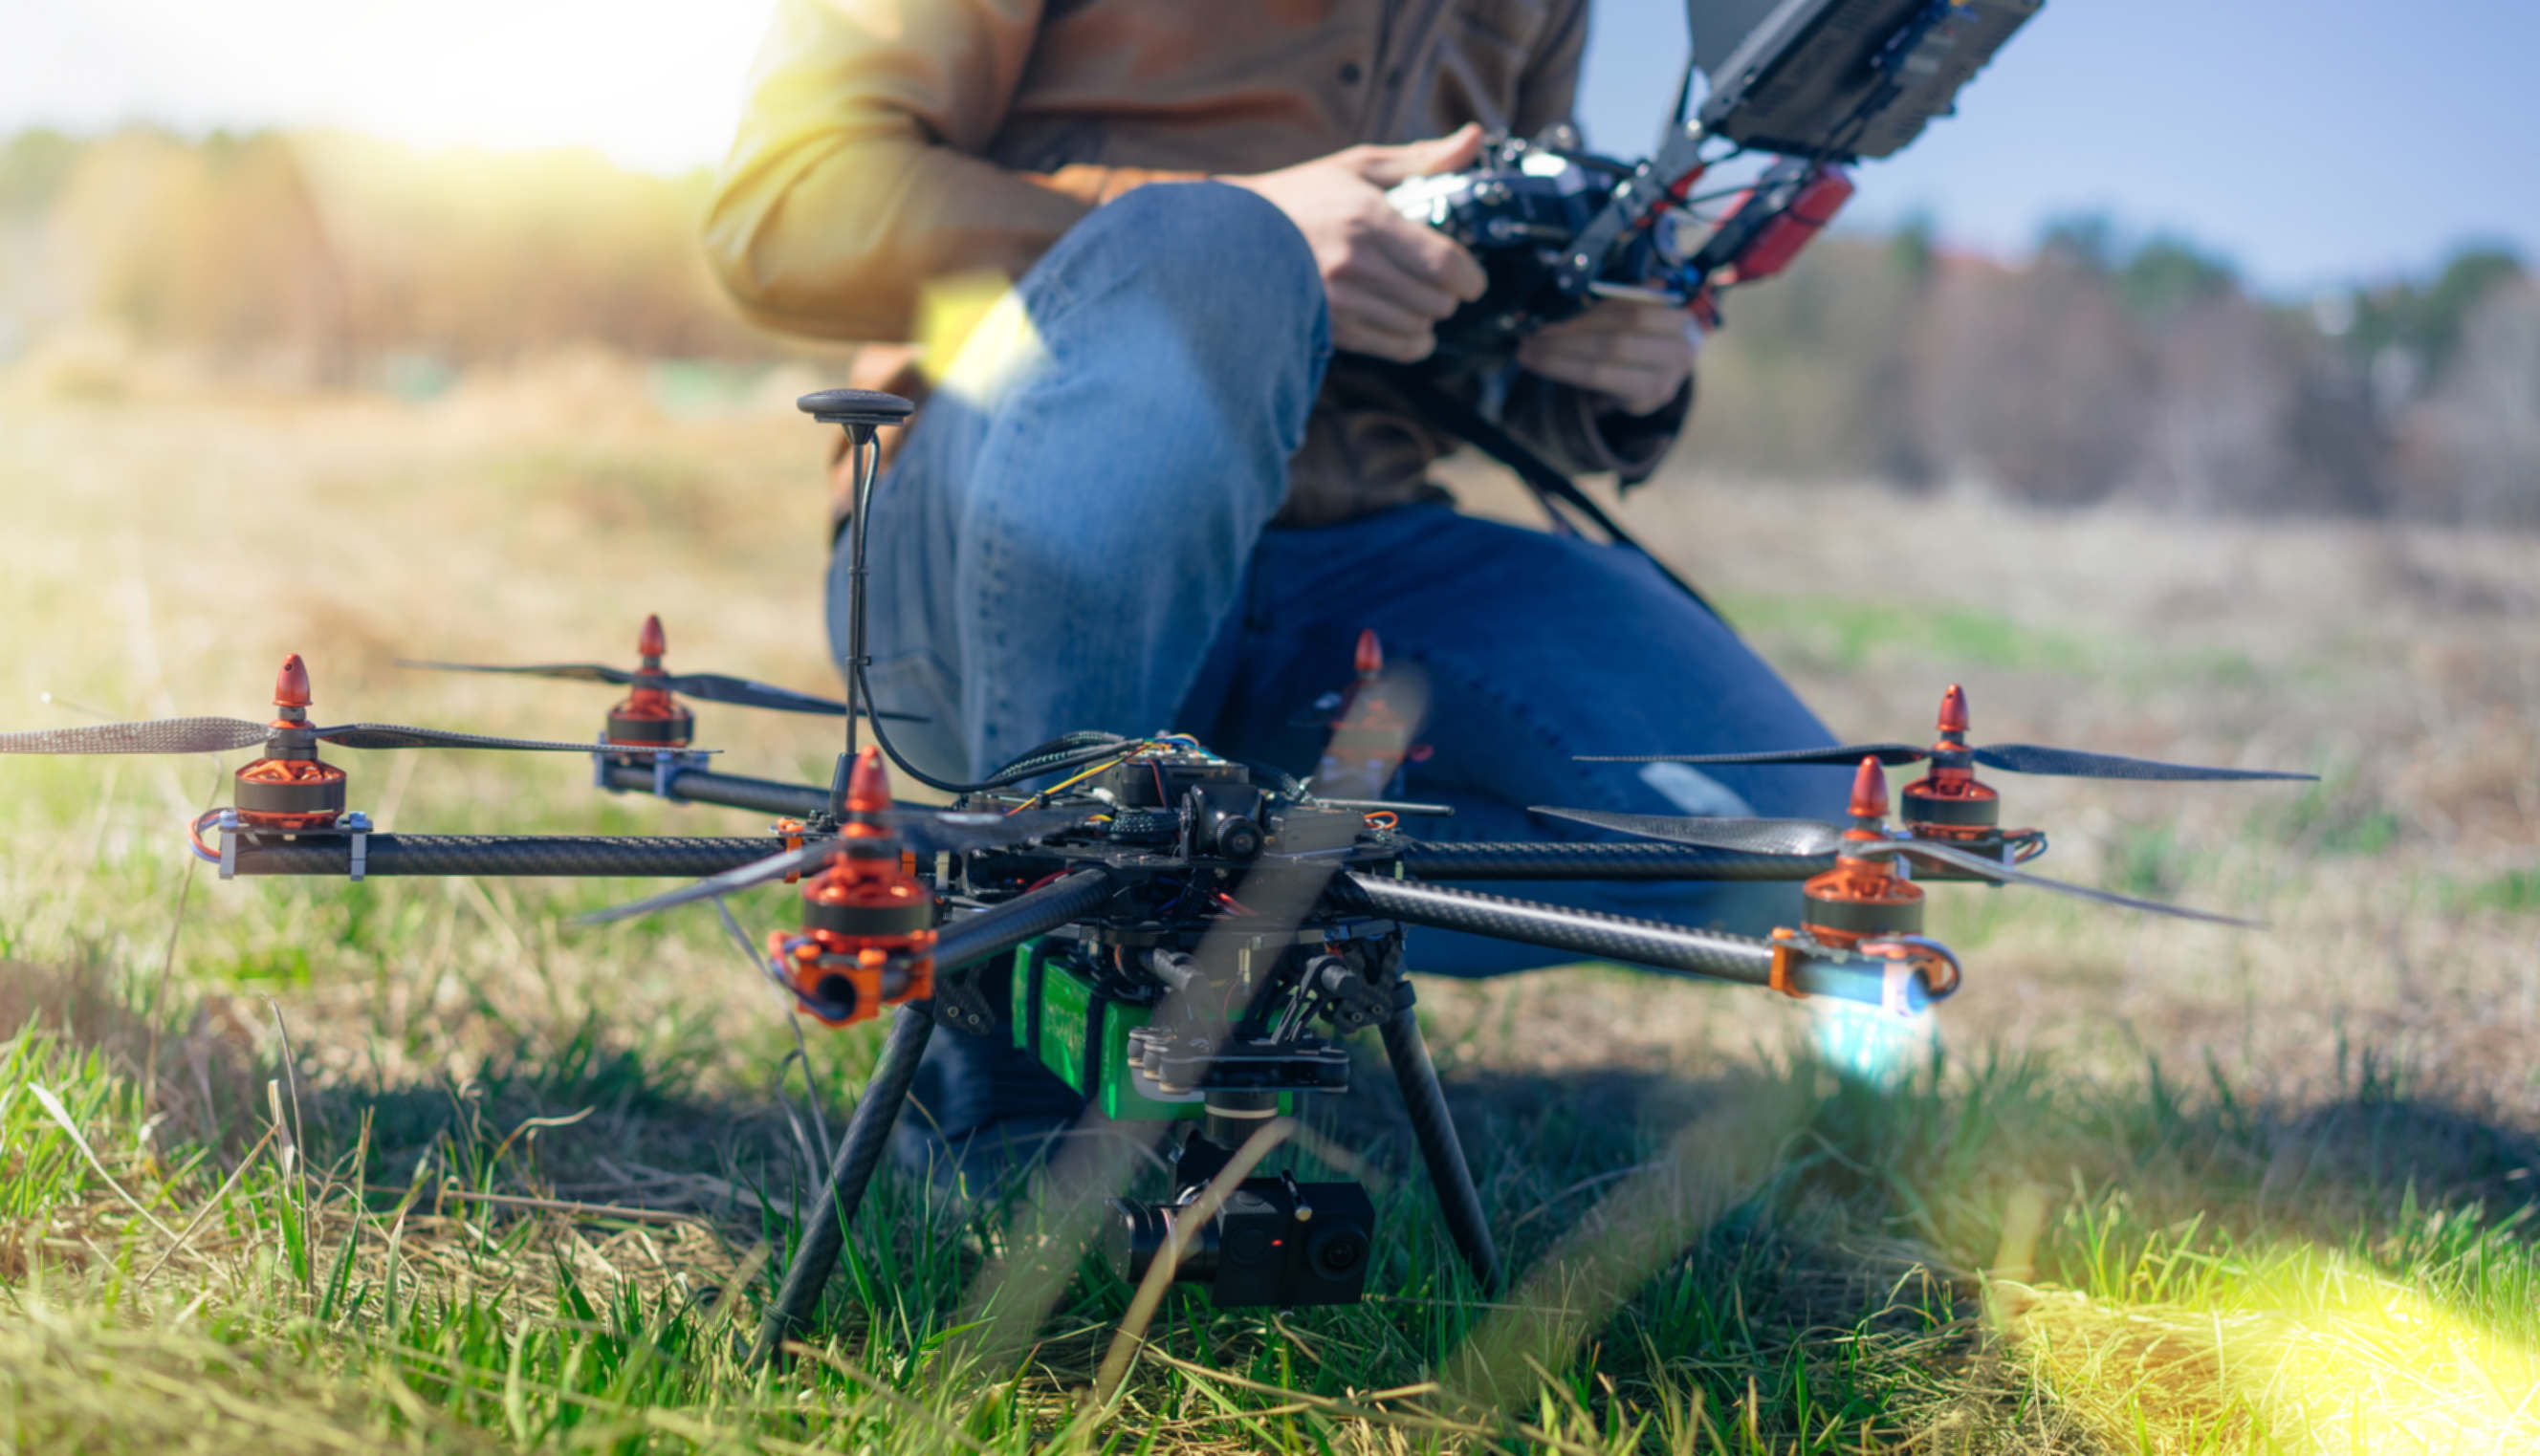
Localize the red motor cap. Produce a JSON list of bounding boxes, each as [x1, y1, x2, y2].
[[843, 745, 892, 818], [1848, 755, 1889, 822], [637, 613, 667, 661], [274, 653, 312, 709], [1938, 684, 1969, 737], [1354, 628, 1383, 679]]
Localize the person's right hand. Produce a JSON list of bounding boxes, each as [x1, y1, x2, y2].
[[1221, 124, 1490, 363]]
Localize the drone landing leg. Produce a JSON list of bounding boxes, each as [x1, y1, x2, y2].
[[752, 1001, 935, 1365], [1378, 1001, 1503, 1294]]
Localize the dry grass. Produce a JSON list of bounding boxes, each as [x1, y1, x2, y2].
[[1, 364, 2536, 1452]]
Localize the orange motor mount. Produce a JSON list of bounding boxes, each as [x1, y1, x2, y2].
[[603, 614, 696, 750], [232, 654, 349, 832], [768, 748, 936, 1027], [1898, 684, 2001, 842], [1799, 757, 1923, 949]]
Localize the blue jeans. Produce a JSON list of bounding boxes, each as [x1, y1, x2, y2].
[[836, 182, 1847, 981]]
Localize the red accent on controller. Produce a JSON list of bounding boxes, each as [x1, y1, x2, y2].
[[1722, 165, 1853, 286]]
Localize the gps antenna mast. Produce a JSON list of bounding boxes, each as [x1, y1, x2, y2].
[[799, 389, 915, 817]]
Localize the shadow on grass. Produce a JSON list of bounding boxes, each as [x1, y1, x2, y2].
[[11, 951, 2538, 1452]]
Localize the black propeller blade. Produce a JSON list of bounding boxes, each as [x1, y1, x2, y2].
[[398, 613, 924, 722], [0, 717, 273, 755], [1579, 742, 2309, 781], [1964, 743, 2312, 782], [1579, 684, 2311, 783], [307, 724, 638, 752], [578, 839, 831, 924], [0, 716, 629, 756], [1581, 744, 1926, 769], [397, 658, 930, 719], [577, 806, 1093, 925], [651, 672, 875, 718], [1528, 805, 1848, 858], [886, 805, 1096, 858], [396, 659, 632, 685], [1875, 837, 2260, 927], [1529, 806, 2258, 927]]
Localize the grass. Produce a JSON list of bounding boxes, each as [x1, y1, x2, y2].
[[3, 372, 2538, 1451]]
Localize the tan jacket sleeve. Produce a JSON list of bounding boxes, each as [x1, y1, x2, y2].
[[702, 0, 1198, 342], [1512, 0, 1588, 140]]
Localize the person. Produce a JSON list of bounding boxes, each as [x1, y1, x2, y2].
[[704, 0, 1847, 1174]]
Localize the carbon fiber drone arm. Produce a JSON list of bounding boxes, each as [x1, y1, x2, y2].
[[1394, 837, 1835, 880], [229, 835, 778, 878], [1338, 871, 1944, 1012], [597, 760, 832, 819], [932, 867, 1119, 971]]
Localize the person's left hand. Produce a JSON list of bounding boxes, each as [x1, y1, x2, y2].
[[1515, 298, 1699, 416]]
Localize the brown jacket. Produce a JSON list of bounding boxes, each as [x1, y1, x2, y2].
[[704, 0, 1686, 528]]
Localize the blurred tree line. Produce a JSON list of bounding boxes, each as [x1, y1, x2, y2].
[[5, 126, 2533, 527], [0, 126, 775, 384], [1692, 209, 2537, 526]]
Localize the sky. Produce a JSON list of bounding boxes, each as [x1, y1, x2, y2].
[[5, 0, 2533, 293]]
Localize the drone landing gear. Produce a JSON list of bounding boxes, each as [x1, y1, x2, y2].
[[1380, 999, 1504, 1293], [748, 990, 1503, 1363], [753, 1000, 937, 1364]]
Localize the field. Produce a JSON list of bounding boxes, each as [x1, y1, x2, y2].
[[2, 364, 2537, 1453]]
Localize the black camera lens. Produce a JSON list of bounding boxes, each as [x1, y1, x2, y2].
[[1105, 1198, 1217, 1286], [1212, 815, 1264, 860], [1308, 1221, 1369, 1277]]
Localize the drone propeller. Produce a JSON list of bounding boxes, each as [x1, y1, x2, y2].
[[1527, 807, 1848, 858], [1, 656, 627, 758], [1585, 742, 2309, 782], [1871, 836, 2254, 927], [399, 614, 922, 721], [1528, 802, 2256, 927], [1581, 684, 2312, 782], [1, 717, 273, 756], [577, 803, 1092, 925], [0, 715, 624, 756]]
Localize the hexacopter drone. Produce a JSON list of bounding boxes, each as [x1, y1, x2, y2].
[[5, 384, 2310, 1366]]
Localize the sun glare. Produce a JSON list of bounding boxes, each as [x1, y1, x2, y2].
[[1999, 1251, 2540, 1454], [14, 0, 777, 172]]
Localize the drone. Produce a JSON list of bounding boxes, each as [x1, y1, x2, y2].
[[5, 384, 2315, 1367]]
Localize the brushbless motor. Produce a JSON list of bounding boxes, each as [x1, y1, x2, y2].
[[603, 614, 696, 750], [1897, 684, 2004, 840], [232, 654, 348, 831], [768, 749, 936, 1026], [1800, 757, 1924, 946]]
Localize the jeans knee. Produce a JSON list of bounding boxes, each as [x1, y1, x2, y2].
[[1056, 181, 1327, 368]]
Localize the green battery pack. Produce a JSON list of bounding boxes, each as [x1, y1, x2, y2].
[[1008, 940, 1290, 1121]]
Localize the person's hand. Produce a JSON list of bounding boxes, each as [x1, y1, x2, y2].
[[1516, 298, 1700, 417], [1221, 123, 1490, 363]]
